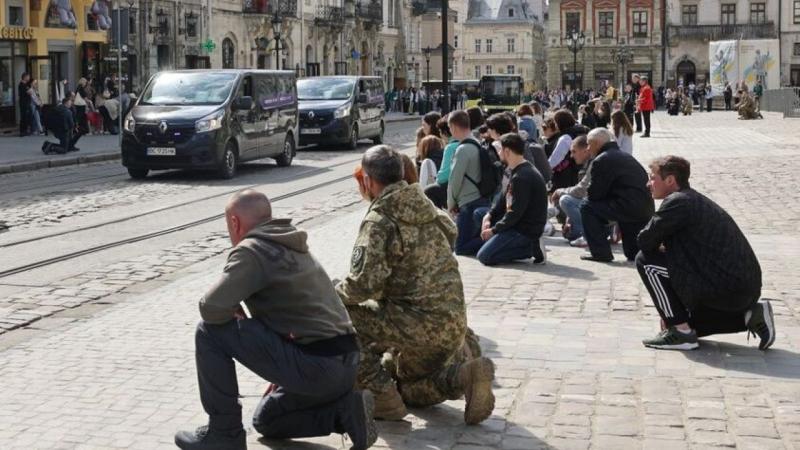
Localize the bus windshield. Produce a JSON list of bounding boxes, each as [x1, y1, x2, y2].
[[139, 72, 238, 106], [481, 77, 521, 98]]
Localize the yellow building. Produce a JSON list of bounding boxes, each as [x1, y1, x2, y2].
[[1, 0, 110, 131]]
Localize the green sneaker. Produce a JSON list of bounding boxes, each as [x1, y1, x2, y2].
[[746, 300, 776, 350], [642, 326, 699, 350]]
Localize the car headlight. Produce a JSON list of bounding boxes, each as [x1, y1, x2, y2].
[[334, 104, 351, 119], [123, 113, 135, 133], [196, 110, 225, 133]]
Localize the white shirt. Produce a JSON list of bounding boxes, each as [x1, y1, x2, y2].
[[548, 134, 573, 168], [418, 159, 438, 189], [616, 131, 633, 155]]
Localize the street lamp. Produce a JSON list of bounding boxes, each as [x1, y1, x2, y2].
[[423, 46, 432, 82], [271, 11, 283, 69], [610, 46, 634, 92], [565, 29, 585, 93]]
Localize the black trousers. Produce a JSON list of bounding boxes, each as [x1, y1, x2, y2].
[[642, 110, 651, 135], [53, 130, 82, 152], [195, 319, 359, 437], [634, 111, 642, 132], [19, 105, 31, 135], [75, 105, 89, 134], [636, 251, 749, 337], [706, 99, 713, 112], [580, 199, 648, 261], [424, 182, 448, 209]]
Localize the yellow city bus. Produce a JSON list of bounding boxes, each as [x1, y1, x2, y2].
[[479, 75, 523, 113], [421, 80, 481, 108]]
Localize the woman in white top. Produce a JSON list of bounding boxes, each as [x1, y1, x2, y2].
[[611, 110, 634, 155], [417, 135, 444, 188]]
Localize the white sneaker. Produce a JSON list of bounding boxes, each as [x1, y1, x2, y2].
[[569, 237, 588, 248]]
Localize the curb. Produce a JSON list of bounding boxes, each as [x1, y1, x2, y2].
[[0, 152, 120, 176]]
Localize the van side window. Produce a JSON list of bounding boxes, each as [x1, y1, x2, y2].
[[256, 75, 279, 110]]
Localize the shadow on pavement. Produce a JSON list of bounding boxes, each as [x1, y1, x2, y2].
[[256, 437, 339, 449], [683, 341, 800, 380]]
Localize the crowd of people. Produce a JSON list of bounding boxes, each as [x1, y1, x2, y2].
[[16, 72, 133, 154], [384, 87, 468, 115]]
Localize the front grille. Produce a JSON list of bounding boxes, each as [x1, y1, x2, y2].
[[300, 111, 333, 127], [135, 123, 196, 145]]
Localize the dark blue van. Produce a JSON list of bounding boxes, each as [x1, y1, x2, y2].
[[121, 69, 298, 179], [297, 76, 385, 149]]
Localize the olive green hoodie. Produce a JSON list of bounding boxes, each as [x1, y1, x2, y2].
[[200, 218, 355, 344]]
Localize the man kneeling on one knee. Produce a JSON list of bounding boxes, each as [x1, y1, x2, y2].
[[637, 156, 775, 351], [175, 189, 376, 450]]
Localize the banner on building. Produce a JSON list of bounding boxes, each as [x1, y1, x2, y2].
[[709, 39, 779, 95]]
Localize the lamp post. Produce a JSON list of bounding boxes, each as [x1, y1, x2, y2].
[[610, 46, 634, 93], [423, 46, 431, 82], [565, 29, 585, 113], [271, 11, 282, 69]]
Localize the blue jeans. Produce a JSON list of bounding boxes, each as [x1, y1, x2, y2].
[[559, 194, 584, 240], [454, 198, 490, 255], [477, 229, 536, 266]]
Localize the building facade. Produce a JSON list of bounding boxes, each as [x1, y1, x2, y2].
[[780, 0, 800, 86], [404, 0, 458, 87], [463, 0, 546, 91], [546, 0, 664, 91], [664, 0, 779, 88]]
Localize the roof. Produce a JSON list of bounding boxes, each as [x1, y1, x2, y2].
[[466, 0, 539, 23]]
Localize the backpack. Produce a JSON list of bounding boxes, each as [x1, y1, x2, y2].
[[462, 137, 502, 199]]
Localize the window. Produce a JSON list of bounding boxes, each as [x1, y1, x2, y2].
[[486, 39, 493, 53], [8, 6, 23, 26], [157, 45, 170, 70], [632, 11, 648, 37], [185, 13, 198, 38], [508, 8, 514, 17], [507, 65, 515, 74], [682, 5, 698, 25], [158, 13, 170, 36], [795, 0, 800, 24], [794, 43, 800, 56], [721, 4, 736, 25], [475, 39, 481, 53], [565, 12, 580, 37], [86, 11, 99, 31], [222, 38, 235, 69], [750, 3, 766, 24], [598, 12, 614, 38], [129, 10, 137, 35], [485, 65, 493, 75], [474, 65, 481, 78], [507, 38, 515, 53], [455, 35, 458, 48]]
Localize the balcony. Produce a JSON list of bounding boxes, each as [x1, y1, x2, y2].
[[315, 5, 345, 27], [356, 0, 383, 29], [242, 0, 298, 18], [667, 22, 776, 42]]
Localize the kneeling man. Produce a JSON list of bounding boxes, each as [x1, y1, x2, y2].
[[637, 156, 775, 350], [176, 190, 376, 450], [337, 146, 495, 425]]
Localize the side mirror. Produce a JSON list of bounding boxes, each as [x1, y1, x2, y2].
[[357, 93, 368, 104], [233, 96, 253, 111]]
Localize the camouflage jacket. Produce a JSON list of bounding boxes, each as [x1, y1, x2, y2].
[[336, 181, 467, 326]]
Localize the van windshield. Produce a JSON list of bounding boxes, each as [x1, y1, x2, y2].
[[139, 72, 238, 106], [297, 78, 355, 101]]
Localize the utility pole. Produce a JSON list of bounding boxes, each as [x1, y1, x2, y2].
[[441, 0, 449, 114], [117, 2, 122, 150]]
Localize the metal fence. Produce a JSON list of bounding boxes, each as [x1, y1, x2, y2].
[[760, 88, 800, 118]]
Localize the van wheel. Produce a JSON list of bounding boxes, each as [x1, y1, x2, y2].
[[276, 136, 294, 167], [373, 122, 385, 144], [127, 168, 149, 179], [218, 144, 237, 179], [348, 125, 359, 150]]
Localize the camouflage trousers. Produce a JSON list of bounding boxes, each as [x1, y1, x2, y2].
[[346, 302, 481, 408], [739, 105, 760, 120]]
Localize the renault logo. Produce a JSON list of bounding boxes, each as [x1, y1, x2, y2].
[[307, 111, 315, 119], [159, 121, 168, 134]]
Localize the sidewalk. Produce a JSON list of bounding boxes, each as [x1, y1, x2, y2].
[[0, 112, 419, 176]]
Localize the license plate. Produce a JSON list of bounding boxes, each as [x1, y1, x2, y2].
[[301, 128, 322, 135], [147, 147, 176, 156]]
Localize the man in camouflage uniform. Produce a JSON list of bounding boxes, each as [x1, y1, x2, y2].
[[336, 145, 495, 425], [735, 91, 762, 120]]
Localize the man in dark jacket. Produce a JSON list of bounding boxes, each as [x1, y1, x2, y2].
[[636, 156, 774, 351], [465, 133, 547, 265], [579, 128, 654, 262], [46, 97, 81, 154], [175, 190, 376, 450], [18, 73, 32, 136]]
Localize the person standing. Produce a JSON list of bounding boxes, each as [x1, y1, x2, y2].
[[724, 82, 733, 110], [705, 85, 714, 112], [29, 79, 45, 135], [637, 156, 774, 351], [75, 78, 92, 135], [637, 76, 654, 138], [630, 74, 642, 133], [18, 73, 32, 136], [753, 80, 764, 112]]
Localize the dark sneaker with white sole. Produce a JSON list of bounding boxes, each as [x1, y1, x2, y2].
[[746, 300, 776, 350], [174, 425, 246, 450], [642, 326, 699, 350]]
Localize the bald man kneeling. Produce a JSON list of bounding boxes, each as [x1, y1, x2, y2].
[[175, 190, 377, 450]]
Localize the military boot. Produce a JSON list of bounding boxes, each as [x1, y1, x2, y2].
[[372, 382, 408, 421], [458, 357, 496, 425]]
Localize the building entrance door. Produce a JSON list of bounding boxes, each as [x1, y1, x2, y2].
[[677, 60, 696, 87]]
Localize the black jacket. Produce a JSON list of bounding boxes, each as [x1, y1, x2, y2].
[[489, 161, 547, 240], [50, 104, 75, 134], [587, 141, 654, 222], [637, 188, 761, 312]]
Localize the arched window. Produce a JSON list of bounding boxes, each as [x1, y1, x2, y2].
[[306, 45, 314, 63], [222, 38, 235, 69]]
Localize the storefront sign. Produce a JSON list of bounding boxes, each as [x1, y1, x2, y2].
[[0, 27, 34, 40]]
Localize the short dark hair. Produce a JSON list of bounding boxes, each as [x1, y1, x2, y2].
[[362, 145, 404, 185], [466, 106, 484, 129], [485, 113, 514, 135], [571, 134, 589, 149], [477, 124, 489, 134], [447, 110, 471, 130], [499, 133, 525, 155], [650, 155, 691, 189], [553, 109, 577, 132], [62, 97, 72, 105]]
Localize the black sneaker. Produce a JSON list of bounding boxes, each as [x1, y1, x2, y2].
[[532, 239, 546, 265], [580, 254, 613, 263], [340, 390, 377, 450], [174, 425, 246, 450], [747, 300, 776, 350], [642, 326, 699, 350]]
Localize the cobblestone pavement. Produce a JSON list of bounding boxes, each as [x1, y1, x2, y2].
[[0, 111, 799, 450]]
